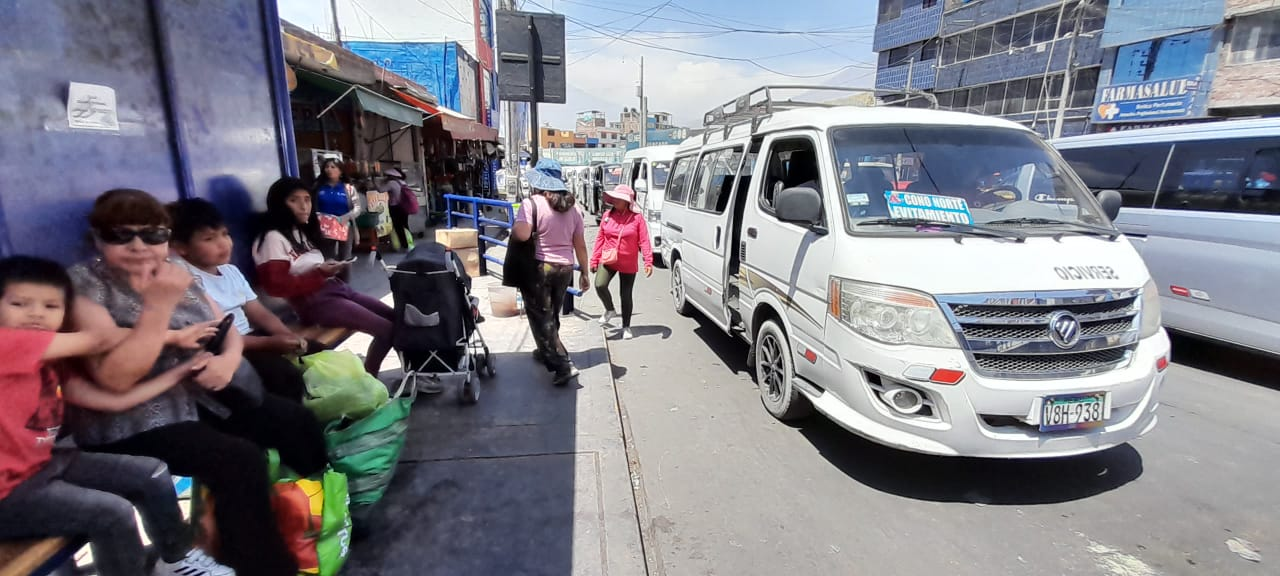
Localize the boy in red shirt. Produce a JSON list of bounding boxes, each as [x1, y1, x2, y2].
[[0, 256, 232, 576]]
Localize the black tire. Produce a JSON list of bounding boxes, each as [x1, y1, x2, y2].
[[753, 319, 812, 421], [670, 259, 693, 317]]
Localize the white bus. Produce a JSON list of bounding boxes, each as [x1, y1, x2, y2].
[[1054, 119, 1280, 357]]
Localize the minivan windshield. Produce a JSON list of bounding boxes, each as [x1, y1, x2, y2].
[[832, 125, 1114, 235], [603, 165, 622, 186]]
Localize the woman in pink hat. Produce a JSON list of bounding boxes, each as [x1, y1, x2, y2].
[[590, 184, 653, 339]]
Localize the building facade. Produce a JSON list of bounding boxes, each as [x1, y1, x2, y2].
[[1211, 1, 1280, 117]]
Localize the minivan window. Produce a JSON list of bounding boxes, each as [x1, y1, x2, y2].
[[603, 165, 622, 186], [665, 155, 696, 205], [689, 148, 743, 214], [761, 138, 822, 216], [652, 161, 671, 189], [1155, 139, 1280, 215], [832, 125, 1112, 232], [1057, 143, 1170, 208]]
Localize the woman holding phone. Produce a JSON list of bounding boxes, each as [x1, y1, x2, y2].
[[253, 177, 396, 377]]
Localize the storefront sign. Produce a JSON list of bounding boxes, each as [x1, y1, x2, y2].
[[1092, 75, 1202, 124]]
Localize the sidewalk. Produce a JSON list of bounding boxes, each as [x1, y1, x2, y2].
[[337, 259, 646, 576]]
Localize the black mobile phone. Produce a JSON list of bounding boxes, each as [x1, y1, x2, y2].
[[203, 314, 235, 354]]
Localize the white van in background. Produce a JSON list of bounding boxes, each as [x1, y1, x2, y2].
[[1053, 120, 1280, 357], [662, 86, 1170, 459], [621, 145, 678, 265]]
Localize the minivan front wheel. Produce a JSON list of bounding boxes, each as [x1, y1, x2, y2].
[[754, 319, 812, 421]]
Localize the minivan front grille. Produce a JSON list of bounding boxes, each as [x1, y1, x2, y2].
[[939, 290, 1142, 380]]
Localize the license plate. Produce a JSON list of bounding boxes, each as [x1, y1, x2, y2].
[[1038, 392, 1111, 432]]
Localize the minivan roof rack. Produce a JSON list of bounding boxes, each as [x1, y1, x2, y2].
[[700, 85, 939, 144]]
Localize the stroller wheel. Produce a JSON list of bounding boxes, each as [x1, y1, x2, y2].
[[480, 353, 497, 378], [461, 378, 480, 404]]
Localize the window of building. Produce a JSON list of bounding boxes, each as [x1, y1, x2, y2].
[[952, 88, 969, 110], [1025, 76, 1045, 113], [993, 19, 1014, 53], [878, 0, 903, 24], [1033, 9, 1059, 44], [1046, 73, 1064, 106], [973, 26, 994, 59], [1081, 0, 1108, 33], [923, 0, 938, 8], [1005, 78, 1027, 114], [1012, 14, 1035, 48], [1230, 10, 1280, 64], [1058, 143, 1169, 208], [942, 35, 959, 65], [1070, 67, 1099, 108], [967, 85, 986, 115], [936, 90, 954, 108], [957, 30, 975, 62], [985, 82, 1006, 115], [1155, 139, 1280, 214], [921, 38, 939, 62], [888, 44, 913, 66], [1115, 29, 1212, 84]]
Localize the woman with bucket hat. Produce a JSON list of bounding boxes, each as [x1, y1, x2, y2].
[[511, 159, 591, 386], [590, 184, 652, 340]]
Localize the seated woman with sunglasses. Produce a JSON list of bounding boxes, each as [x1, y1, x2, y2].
[[67, 189, 327, 576]]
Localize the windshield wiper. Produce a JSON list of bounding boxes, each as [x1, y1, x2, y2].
[[856, 218, 1026, 242], [986, 217, 1120, 241]]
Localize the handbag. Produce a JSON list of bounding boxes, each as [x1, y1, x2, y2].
[[599, 212, 623, 267], [324, 371, 416, 518], [400, 182, 421, 215], [502, 197, 540, 288]]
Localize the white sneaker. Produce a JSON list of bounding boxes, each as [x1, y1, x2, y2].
[[622, 328, 634, 340], [153, 549, 234, 576], [599, 311, 616, 327]]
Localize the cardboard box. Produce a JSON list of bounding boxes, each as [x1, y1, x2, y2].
[[453, 247, 482, 277], [435, 228, 478, 249]]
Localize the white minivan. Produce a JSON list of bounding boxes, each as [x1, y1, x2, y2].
[[621, 145, 677, 264], [663, 88, 1170, 458]]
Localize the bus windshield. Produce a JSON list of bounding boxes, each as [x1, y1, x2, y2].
[[832, 125, 1114, 234]]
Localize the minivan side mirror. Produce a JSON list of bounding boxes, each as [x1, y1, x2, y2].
[[1095, 189, 1122, 221], [634, 178, 649, 193], [775, 186, 824, 228]]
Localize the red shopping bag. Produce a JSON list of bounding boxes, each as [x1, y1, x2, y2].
[[318, 213, 348, 241]]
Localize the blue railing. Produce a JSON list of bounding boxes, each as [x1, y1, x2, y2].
[[444, 194, 582, 313]]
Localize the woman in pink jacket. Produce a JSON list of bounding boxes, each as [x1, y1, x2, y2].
[[590, 185, 653, 339]]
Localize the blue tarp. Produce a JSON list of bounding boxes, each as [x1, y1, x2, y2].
[[347, 41, 462, 113]]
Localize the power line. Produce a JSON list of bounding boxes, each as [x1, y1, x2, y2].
[[553, 0, 875, 36], [570, 0, 674, 65], [528, 0, 876, 78]]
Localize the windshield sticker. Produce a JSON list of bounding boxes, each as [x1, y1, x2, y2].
[[846, 193, 870, 206], [884, 191, 974, 224]]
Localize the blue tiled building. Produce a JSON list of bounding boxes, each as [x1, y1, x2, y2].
[[874, 0, 945, 92]]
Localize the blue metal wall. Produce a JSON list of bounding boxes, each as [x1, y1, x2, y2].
[[876, 60, 940, 90], [1100, 0, 1224, 48], [0, 0, 289, 264], [935, 34, 1103, 89], [873, 0, 944, 52], [346, 41, 464, 113]]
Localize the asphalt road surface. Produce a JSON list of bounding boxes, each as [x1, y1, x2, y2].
[[578, 226, 1278, 576]]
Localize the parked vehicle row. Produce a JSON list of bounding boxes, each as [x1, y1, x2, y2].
[[1052, 120, 1280, 358], [661, 86, 1169, 459]]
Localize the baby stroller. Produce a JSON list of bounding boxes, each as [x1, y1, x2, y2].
[[387, 242, 495, 404]]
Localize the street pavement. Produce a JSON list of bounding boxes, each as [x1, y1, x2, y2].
[[601, 251, 1279, 576]]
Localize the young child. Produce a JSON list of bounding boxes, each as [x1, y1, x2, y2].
[[0, 256, 233, 576], [168, 198, 318, 401]]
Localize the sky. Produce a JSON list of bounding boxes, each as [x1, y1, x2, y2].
[[277, 0, 881, 130]]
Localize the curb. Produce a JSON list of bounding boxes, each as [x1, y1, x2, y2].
[[601, 328, 663, 576]]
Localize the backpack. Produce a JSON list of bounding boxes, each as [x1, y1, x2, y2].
[[399, 181, 421, 214]]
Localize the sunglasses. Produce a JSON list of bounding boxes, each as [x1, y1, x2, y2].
[[96, 227, 172, 245]]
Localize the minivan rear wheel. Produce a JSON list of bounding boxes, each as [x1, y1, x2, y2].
[[671, 259, 692, 317], [754, 319, 812, 421]]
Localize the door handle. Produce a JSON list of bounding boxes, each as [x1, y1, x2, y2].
[[747, 227, 758, 239], [715, 226, 722, 248]]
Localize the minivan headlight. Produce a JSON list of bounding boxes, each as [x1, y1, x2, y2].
[[828, 278, 959, 348], [1139, 278, 1162, 338]]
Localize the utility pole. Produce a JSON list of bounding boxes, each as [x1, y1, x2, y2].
[[1052, 0, 1088, 138], [638, 56, 647, 148], [904, 57, 915, 97], [1031, 0, 1070, 132], [329, 0, 343, 45]]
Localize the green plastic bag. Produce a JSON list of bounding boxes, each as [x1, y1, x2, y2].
[[302, 350, 389, 423], [267, 451, 352, 576], [325, 373, 416, 517]]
